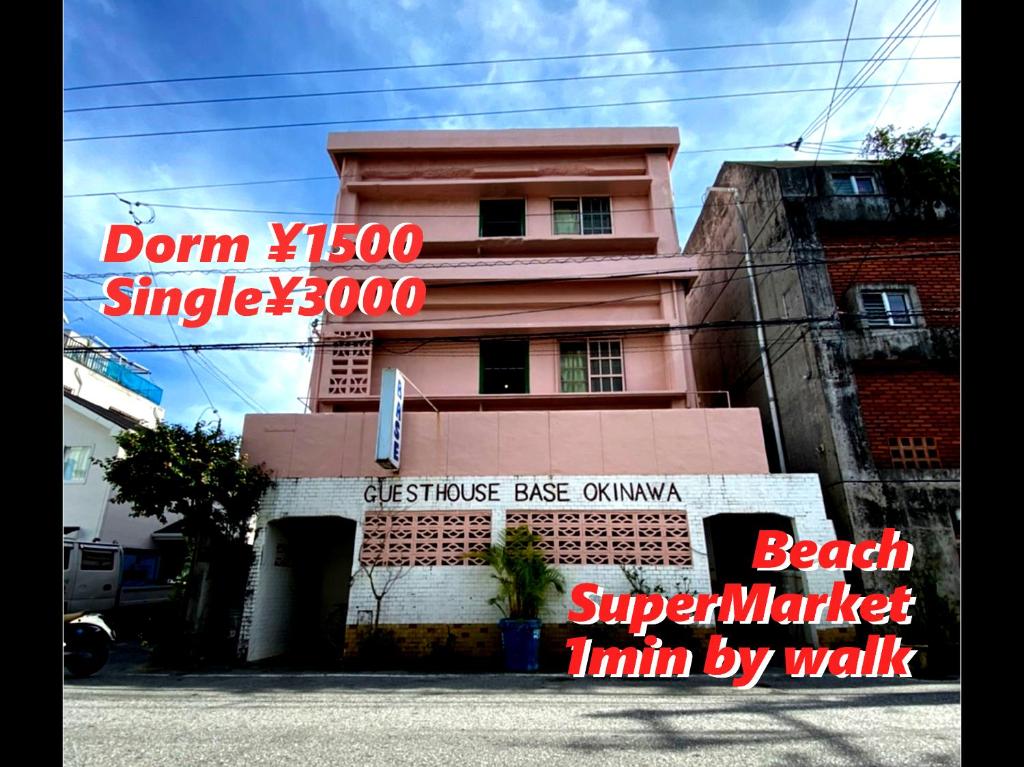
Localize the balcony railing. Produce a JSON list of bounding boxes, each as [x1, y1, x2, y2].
[[64, 335, 163, 405]]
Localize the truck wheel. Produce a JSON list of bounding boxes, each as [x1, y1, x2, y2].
[[65, 639, 110, 678]]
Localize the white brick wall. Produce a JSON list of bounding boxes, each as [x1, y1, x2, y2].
[[241, 474, 840, 660]]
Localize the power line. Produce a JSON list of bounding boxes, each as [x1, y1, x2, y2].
[[63, 306, 956, 359], [812, 0, 860, 167], [189, 352, 268, 413], [56, 315, 843, 356], [64, 81, 957, 143], [802, 0, 935, 141], [62, 184, 950, 223], [63, 176, 338, 199], [870, 0, 941, 128], [64, 56, 958, 114], [62, 246, 961, 284], [63, 287, 263, 414], [64, 34, 960, 92], [933, 81, 961, 132], [146, 263, 219, 418], [802, 0, 931, 139], [61, 135, 911, 199]]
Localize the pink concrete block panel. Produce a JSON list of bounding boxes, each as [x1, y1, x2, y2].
[[445, 411, 501, 474], [370, 349, 480, 397], [705, 408, 770, 474], [497, 412, 552, 475], [651, 409, 715, 474], [547, 411, 606, 474], [599, 410, 658, 473], [339, 414, 371, 476], [400, 413, 450, 476], [240, 414, 297, 475], [242, 408, 770, 478], [290, 414, 349, 477], [623, 335, 670, 391]]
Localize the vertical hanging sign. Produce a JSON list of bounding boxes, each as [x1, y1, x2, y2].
[[375, 368, 405, 471]]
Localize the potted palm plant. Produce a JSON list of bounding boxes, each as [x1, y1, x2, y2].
[[470, 525, 565, 672]]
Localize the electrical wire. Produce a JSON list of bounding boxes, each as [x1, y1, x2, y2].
[[65, 56, 958, 114], [64, 81, 957, 143], [64, 34, 959, 91], [933, 81, 961, 132], [812, 0, 860, 167], [61, 135, 917, 199], [801, 0, 935, 141]]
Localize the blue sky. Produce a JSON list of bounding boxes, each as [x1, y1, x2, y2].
[[63, 0, 961, 435]]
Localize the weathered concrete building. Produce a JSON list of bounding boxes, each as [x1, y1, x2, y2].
[[237, 129, 844, 669], [684, 159, 960, 671]]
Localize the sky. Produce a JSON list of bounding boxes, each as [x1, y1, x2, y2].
[[62, 0, 961, 436]]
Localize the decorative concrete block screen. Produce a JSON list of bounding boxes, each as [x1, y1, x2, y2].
[[505, 510, 692, 566], [326, 330, 373, 395], [360, 510, 491, 566]]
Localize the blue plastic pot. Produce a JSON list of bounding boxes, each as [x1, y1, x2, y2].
[[498, 618, 542, 672]]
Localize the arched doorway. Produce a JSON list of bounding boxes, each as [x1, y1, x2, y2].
[[702, 513, 816, 661]]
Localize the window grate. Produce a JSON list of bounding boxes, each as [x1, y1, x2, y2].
[[888, 437, 942, 469], [861, 290, 913, 327], [588, 340, 624, 392]]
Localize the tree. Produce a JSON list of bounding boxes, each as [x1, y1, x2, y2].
[[860, 125, 960, 220], [355, 548, 411, 631], [469, 526, 565, 620], [98, 420, 274, 660], [99, 420, 274, 547]]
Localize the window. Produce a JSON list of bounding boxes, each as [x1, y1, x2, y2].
[[64, 545, 72, 571], [479, 199, 525, 237], [63, 446, 93, 483], [560, 340, 624, 392], [861, 290, 913, 327], [831, 174, 877, 195], [122, 550, 161, 587], [480, 339, 529, 394], [551, 197, 612, 235], [80, 547, 116, 571], [560, 342, 588, 392]]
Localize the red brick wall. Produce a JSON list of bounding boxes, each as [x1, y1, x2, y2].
[[821, 233, 960, 327], [855, 369, 960, 468]]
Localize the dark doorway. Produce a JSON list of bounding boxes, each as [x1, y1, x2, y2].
[[269, 516, 356, 667], [703, 513, 814, 663]]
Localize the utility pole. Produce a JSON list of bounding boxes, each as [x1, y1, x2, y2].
[[706, 186, 787, 472]]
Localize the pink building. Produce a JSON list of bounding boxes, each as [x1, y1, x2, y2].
[[238, 128, 841, 667]]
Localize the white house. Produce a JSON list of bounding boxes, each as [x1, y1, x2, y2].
[[63, 326, 184, 600]]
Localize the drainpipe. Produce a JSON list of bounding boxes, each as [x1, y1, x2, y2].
[[706, 186, 787, 472]]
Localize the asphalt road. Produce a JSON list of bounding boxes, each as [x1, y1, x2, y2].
[[63, 669, 960, 767]]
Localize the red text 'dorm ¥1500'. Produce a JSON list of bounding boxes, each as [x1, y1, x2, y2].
[[97, 222, 428, 328]]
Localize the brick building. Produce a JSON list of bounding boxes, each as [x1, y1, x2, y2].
[[684, 159, 960, 671], [236, 129, 843, 669]]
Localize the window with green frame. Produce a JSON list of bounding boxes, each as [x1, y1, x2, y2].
[[559, 342, 588, 392], [559, 339, 624, 392], [551, 197, 612, 235]]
